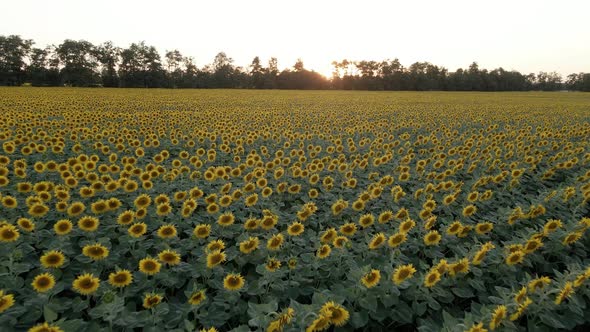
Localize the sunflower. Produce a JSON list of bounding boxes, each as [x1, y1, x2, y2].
[[424, 270, 441, 287], [358, 214, 374, 228], [523, 238, 543, 253], [563, 231, 583, 245], [462, 204, 477, 217], [206, 239, 225, 252], [543, 219, 562, 236], [331, 199, 348, 215], [244, 194, 258, 207], [27, 322, 64, 332], [78, 216, 100, 232], [433, 259, 449, 276], [351, 199, 365, 211], [332, 236, 349, 249], [135, 208, 147, 220], [239, 237, 259, 254], [157, 224, 177, 239], [193, 224, 211, 239], [392, 264, 417, 285], [316, 244, 331, 259], [52, 219, 72, 236], [423, 230, 442, 246], [206, 203, 219, 214], [243, 218, 259, 231], [206, 250, 226, 268], [449, 258, 470, 276], [361, 269, 381, 288], [489, 305, 506, 330], [67, 202, 86, 217], [217, 212, 235, 227], [90, 200, 108, 214], [259, 215, 279, 231], [465, 322, 487, 332], [378, 210, 393, 224], [555, 281, 574, 305], [514, 286, 527, 304], [82, 243, 109, 260], [368, 232, 386, 249], [0, 224, 20, 242], [509, 297, 532, 321], [156, 203, 172, 216], [116, 210, 135, 225], [223, 273, 245, 291], [423, 216, 437, 230], [72, 273, 100, 295], [139, 257, 162, 275], [40, 250, 65, 268], [28, 203, 49, 217], [287, 222, 304, 236], [505, 250, 525, 265], [188, 290, 206, 305], [265, 257, 282, 272], [17, 218, 35, 232], [446, 221, 463, 236], [32, 273, 56, 293], [1, 196, 17, 209], [199, 328, 218, 332], [472, 246, 491, 266], [108, 269, 133, 288], [158, 249, 181, 265], [528, 276, 551, 292], [306, 314, 331, 332], [339, 223, 357, 236], [474, 222, 493, 235], [143, 293, 163, 309], [134, 194, 152, 208], [320, 228, 337, 243], [320, 301, 349, 327], [388, 232, 407, 248], [128, 222, 147, 237], [399, 219, 416, 234], [267, 234, 284, 251]]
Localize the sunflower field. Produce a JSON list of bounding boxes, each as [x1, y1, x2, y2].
[[0, 88, 589, 332]]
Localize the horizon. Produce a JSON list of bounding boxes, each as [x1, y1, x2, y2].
[[1, 0, 589, 78]]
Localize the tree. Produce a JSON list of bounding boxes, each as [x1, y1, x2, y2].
[[0, 35, 33, 85], [95, 41, 120, 87], [293, 58, 304, 72], [118, 42, 165, 88], [249, 56, 265, 89], [55, 39, 99, 86], [165, 49, 184, 88]]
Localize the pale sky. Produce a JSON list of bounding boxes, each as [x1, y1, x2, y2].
[[2, 0, 589, 78]]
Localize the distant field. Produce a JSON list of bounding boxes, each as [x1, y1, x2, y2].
[[0, 88, 589, 332]]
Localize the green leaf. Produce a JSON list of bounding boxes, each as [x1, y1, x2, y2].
[[44, 305, 58, 323], [350, 311, 369, 329], [451, 287, 474, 298]]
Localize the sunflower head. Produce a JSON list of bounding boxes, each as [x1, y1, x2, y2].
[[32, 273, 56, 293], [142, 293, 163, 309], [72, 273, 100, 295], [40, 250, 65, 268], [188, 290, 206, 305], [223, 273, 245, 291], [108, 270, 133, 288]]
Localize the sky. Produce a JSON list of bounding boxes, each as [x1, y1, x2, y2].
[[2, 0, 589, 78]]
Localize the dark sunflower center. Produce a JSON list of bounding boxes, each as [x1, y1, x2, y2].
[[114, 274, 128, 283], [37, 277, 50, 287]]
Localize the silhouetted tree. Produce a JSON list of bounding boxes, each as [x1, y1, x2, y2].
[[0, 35, 33, 85]]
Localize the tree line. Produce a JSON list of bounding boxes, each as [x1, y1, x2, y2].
[[1, 35, 589, 91]]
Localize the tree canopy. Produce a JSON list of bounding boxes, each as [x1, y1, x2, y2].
[[0, 35, 588, 91]]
